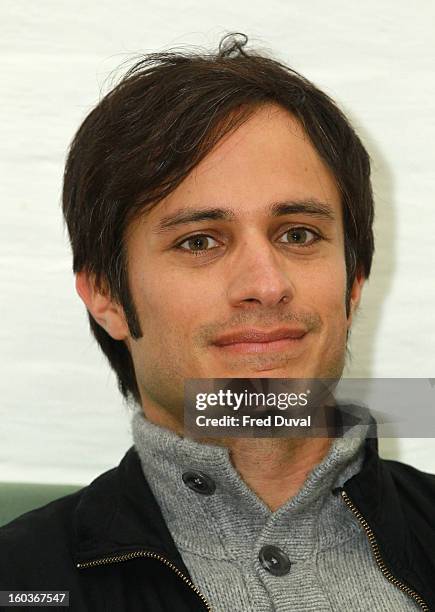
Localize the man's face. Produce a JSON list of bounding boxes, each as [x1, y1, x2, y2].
[[122, 104, 363, 420]]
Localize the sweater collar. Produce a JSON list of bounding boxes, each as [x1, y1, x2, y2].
[[130, 404, 372, 561]]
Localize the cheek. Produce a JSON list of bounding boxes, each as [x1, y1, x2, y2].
[[300, 258, 347, 320], [132, 269, 210, 339]]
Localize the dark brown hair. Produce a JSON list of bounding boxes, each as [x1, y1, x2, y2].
[[62, 33, 375, 405]]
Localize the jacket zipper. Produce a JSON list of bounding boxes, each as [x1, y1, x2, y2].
[[76, 550, 212, 611], [340, 489, 429, 611]]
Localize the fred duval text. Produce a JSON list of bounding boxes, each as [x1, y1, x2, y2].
[[196, 415, 311, 428]]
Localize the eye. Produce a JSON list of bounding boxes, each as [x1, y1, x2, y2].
[[175, 234, 220, 255], [174, 226, 322, 257], [279, 227, 320, 247]]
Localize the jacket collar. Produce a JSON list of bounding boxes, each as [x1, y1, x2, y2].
[[73, 446, 190, 573], [343, 436, 411, 573]]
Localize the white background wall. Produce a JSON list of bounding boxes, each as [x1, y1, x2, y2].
[[1, 0, 434, 484]]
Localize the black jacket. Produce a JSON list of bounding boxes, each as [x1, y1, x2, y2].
[[0, 438, 434, 611]]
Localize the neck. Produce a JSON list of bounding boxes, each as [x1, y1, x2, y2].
[[141, 403, 333, 511], [226, 436, 333, 510]]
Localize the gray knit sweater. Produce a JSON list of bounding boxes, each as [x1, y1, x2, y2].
[[131, 406, 417, 611]]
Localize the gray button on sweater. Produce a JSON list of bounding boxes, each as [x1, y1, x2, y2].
[[131, 406, 418, 611]]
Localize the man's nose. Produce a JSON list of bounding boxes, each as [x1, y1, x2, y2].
[[225, 234, 295, 309]]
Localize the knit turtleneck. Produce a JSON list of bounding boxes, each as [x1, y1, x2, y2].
[[131, 405, 418, 611]]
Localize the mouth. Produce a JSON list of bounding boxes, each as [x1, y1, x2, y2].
[[212, 327, 308, 355]]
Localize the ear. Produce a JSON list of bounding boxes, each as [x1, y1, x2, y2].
[[75, 271, 130, 341], [347, 267, 366, 327]]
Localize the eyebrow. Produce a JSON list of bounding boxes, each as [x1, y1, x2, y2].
[[152, 199, 336, 234]]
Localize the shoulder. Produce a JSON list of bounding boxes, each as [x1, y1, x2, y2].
[[380, 457, 435, 523], [0, 461, 120, 588], [0, 487, 87, 588], [0, 459, 120, 546], [347, 440, 435, 527], [381, 457, 435, 496], [0, 486, 84, 542]]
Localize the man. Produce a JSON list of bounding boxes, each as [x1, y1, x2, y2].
[[1, 33, 434, 611]]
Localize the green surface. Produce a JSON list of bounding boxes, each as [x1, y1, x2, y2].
[[0, 482, 82, 528]]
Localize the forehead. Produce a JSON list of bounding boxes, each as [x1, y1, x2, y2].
[[141, 103, 342, 228]]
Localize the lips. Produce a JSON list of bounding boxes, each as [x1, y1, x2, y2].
[[213, 327, 307, 346]]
